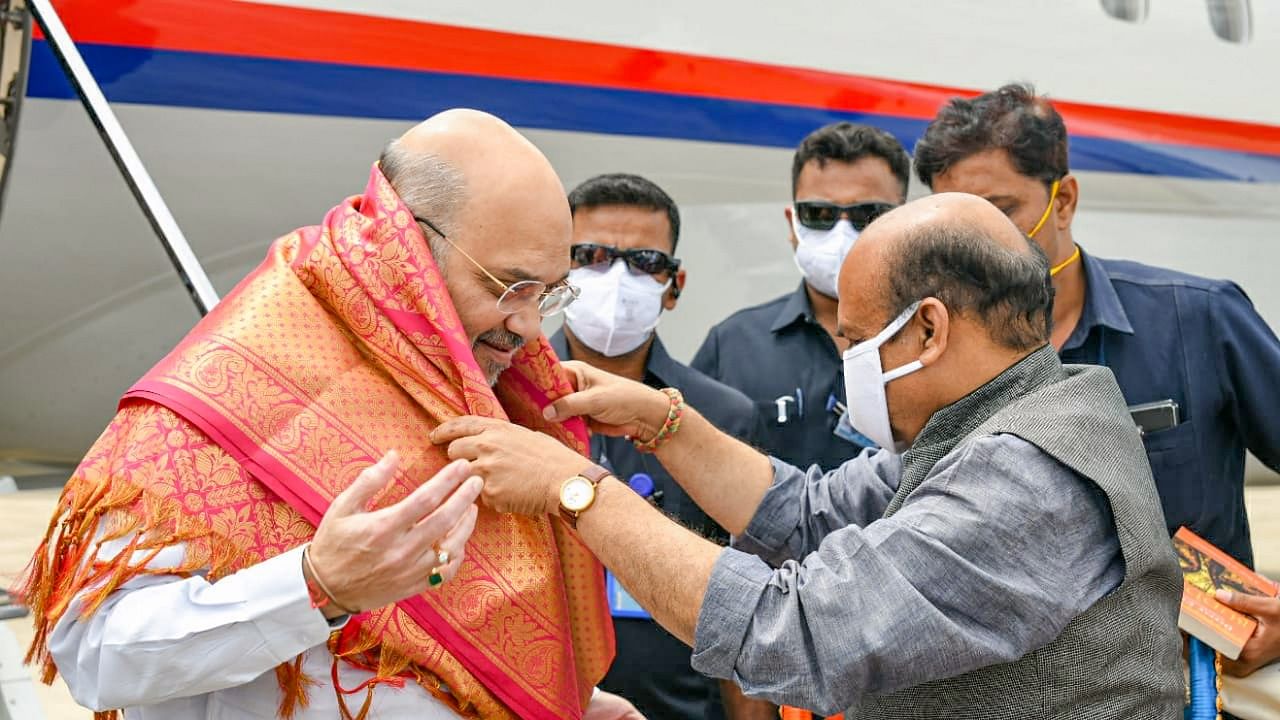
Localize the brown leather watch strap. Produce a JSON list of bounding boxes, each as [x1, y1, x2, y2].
[[578, 463, 611, 485], [559, 464, 612, 528]]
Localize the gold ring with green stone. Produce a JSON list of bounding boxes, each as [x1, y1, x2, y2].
[[428, 547, 450, 587]]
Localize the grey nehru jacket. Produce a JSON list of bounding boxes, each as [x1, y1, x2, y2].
[[691, 438, 1122, 713], [690, 346, 1183, 717]]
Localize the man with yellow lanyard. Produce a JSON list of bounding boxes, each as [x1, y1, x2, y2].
[[915, 84, 1280, 679]]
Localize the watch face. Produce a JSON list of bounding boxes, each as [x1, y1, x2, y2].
[[561, 476, 595, 512]]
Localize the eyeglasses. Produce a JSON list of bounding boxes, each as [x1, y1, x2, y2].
[[414, 215, 580, 317], [569, 243, 681, 276], [794, 201, 897, 232]]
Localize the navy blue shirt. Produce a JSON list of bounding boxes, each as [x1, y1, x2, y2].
[[550, 330, 757, 720], [1059, 248, 1280, 567], [692, 284, 870, 472]]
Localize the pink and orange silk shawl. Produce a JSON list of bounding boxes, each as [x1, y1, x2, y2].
[[17, 166, 614, 720]]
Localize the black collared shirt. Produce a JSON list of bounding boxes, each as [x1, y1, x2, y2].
[[550, 330, 758, 720], [1058, 248, 1280, 567], [692, 283, 869, 473]]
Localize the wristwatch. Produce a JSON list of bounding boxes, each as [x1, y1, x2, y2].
[[558, 464, 612, 528]]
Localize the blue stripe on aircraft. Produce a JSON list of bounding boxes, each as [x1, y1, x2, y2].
[[27, 40, 1280, 182]]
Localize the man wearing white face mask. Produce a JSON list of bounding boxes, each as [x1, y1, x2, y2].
[[434, 192, 1185, 719], [694, 122, 908, 473], [549, 173, 763, 720]]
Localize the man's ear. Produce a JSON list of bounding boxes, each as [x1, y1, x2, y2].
[[1055, 174, 1080, 231], [664, 269, 686, 310], [916, 298, 950, 367], [784, 205, 799, 251]]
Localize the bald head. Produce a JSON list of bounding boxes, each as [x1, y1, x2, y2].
[[382, 109, 569, 237], [396, 109, 563, 200], [397, 108, 527, 154], [377, 109, 574, 383], [858, 192, 1031, 259], [838, 192, 1052, 350]]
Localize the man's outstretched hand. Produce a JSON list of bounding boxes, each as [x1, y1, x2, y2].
[[543, 361, 672, 441], [307, 451, 482, 616]]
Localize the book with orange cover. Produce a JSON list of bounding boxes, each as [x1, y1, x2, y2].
[[1174, 526, 1279, 659]]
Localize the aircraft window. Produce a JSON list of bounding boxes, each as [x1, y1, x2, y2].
[[1100, 0, 1149, 22], [1206, 0, 1252, 43]]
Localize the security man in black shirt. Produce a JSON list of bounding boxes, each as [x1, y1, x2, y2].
[[553, 173, 764, 720], [693, 123, 910, 471]]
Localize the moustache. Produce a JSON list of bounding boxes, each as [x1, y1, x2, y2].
[[475, 329, 526, 353]]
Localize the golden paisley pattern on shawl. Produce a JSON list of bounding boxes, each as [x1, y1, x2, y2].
[[16, 166, 613, 720]]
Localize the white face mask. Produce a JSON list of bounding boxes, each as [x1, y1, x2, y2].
[[564, 259, 671, 357], [842, 301, 924, 452], [791, 214, 859, 299]]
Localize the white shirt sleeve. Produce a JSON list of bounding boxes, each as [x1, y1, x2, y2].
[[48, 537, 341, 711]]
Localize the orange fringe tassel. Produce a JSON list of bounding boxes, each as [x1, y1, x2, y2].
[[275, 654, 317, 719], [8, 467, 265, 715], [10, 467, 463, 718]]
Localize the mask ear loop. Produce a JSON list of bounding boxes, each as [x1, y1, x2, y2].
[[844, 301, 923, 360], [875, 301, 922, 344], [879, 301, 926, 381], [1027, 178, 1061, 238]]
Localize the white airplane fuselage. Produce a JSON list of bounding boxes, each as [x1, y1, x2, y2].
[[2, 0, 1278, 479]]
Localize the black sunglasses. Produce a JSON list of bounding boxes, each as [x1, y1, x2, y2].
[[794, 201, 897, 231], [570, 243, 680, 276]]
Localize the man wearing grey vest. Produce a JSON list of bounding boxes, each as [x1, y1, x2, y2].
[[433, 193, 1185, 718]]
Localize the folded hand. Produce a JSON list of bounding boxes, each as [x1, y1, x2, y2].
[[431, 417, 590, 516]]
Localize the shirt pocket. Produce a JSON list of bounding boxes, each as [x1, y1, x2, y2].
[[753, 398, 802, 452], [1141, 421, 1202, 533]]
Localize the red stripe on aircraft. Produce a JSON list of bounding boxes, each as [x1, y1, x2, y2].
[[36, 0, 1280, 157]]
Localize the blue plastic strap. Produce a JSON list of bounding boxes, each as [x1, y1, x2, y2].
[[1185, 636, 1219, 720]]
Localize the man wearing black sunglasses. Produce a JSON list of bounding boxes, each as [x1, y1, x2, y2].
[[550, 173, 765, 720], [693, 122, 910, 473]]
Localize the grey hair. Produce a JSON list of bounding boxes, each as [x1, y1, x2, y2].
[[378, 138, 467, 264], [883, 221, 1054, 351]]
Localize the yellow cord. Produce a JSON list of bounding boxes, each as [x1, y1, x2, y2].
[[1027, 179, 1061, 238], [1049, 245, 1082, 277]]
